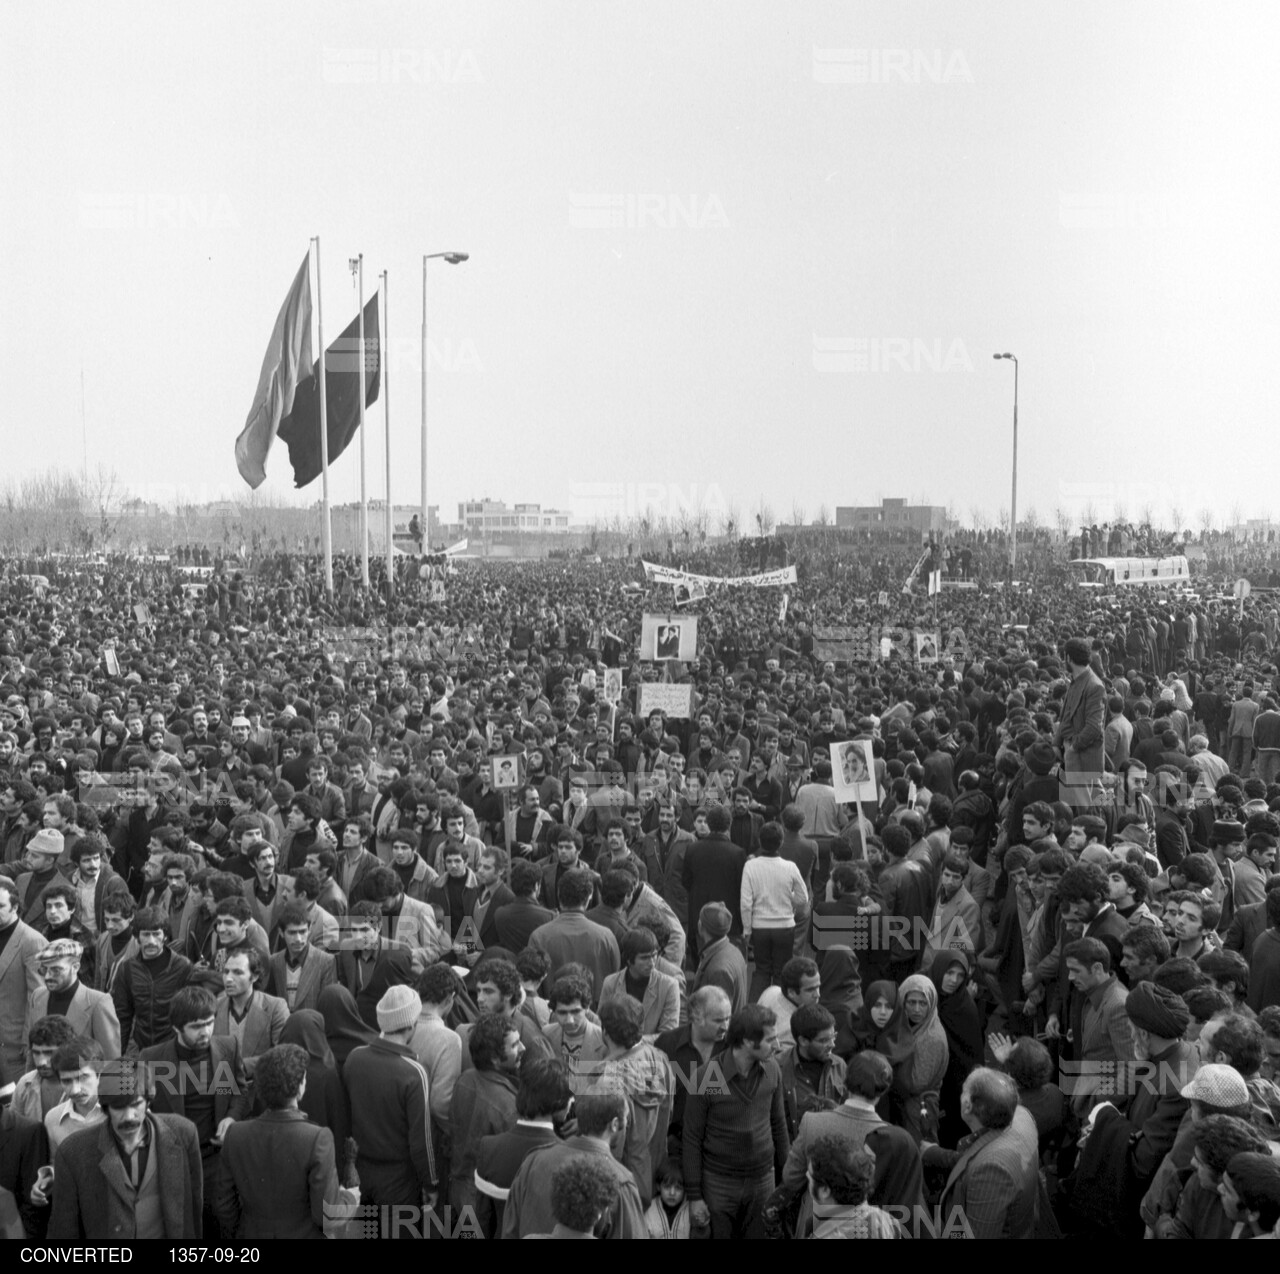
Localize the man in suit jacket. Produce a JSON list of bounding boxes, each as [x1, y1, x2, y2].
[[1104, 696, 1134, 771], [336, 905, 416, 1028], [925, 1069, 1039, 1239], [241, 842, 295, 945], [1224, 893, 1271, 959], [213, 1043, 343, 1240], [66, 841, 126, 935], [472, 849, 517, 951], [681, 807, 747, 960], [600, 948, 681, 1038], [266, 904, 337, 1012], [493, 860, 554, 953], [28, 939, 122, 1060], [1064, 937, 1136, 1115], [1055, 639, 1107, 809], [640, 806, 693, 930], [48, 1059, 203, 1241], [139, 986, 254, 1238], [361, 867, 450, 972], [1046, 863, 1130, 1045], [214, 949, 289, 1076], [775, 1051, 923, 1231], [692, 903, 749, 1014], [0, 879, 47, 1083]]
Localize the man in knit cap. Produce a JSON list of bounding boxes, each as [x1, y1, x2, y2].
[[344, 984, 437, 1235]]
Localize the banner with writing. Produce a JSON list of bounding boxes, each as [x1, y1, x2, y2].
[[638, 682, 695, 718]]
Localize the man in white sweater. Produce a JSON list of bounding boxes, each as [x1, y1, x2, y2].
[[740, 823, 809, 1001]]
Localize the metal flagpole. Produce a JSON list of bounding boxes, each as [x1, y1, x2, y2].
[[351, 254, 369, 588], [312, 236, 334, 595], [383, 269, 393, 595], [427, 258, 432, 553]]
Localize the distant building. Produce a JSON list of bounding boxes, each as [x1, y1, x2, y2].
[[835, 498, 950, 534], [459, 499, 572, 535]]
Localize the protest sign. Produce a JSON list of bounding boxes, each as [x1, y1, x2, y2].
[[638, 682, 694, 719], [639, 615, 698, 662], [831, 738, 877, 804]]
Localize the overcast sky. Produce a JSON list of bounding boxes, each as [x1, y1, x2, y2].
[[4, 1, 1277, 531]]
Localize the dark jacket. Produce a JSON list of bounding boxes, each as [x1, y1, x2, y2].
[[449, 1068, 518, 1209], [681, 834, 748, 942], [474, 1120, 560, 1239], [112, 949, 195, 1053], [139, 1035, 254, 1130], [335, 945, 415, 1028], [637, 824, 696, 927], [345, 1037, 437, 1197], [214, 1110, 339, 1240], [1224, 898, 1267, 959], [0, 1107, 48, 1240], [492, 898, 554, 953], [48, 1113, 202, 1241]]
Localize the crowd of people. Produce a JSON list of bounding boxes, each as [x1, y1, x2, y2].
[[2, 540, 1280, 1242]]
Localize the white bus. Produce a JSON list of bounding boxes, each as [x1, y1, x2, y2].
[[1069, 556, 1191, 588]]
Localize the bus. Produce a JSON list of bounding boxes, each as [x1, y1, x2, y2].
[[1069, 556, 1191, 588]]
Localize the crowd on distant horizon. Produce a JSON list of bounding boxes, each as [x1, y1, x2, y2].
[[2, 539, 1280, 1242]]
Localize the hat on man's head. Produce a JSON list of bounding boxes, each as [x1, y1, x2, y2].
[[35, 938, 83, 965], [376, 985, 422, 1034], [1024, 740, 1058, 776], [1211, 820, 1246, 846], [1180, 1062, 1249, 1108], [699, 901, 732, 940], [26, 828, 64, 859], [1125, 981, 1191, 1038]]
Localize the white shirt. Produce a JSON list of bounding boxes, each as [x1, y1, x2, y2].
[[45, 1100, 106, 1151]]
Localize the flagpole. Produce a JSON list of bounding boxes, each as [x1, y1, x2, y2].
[[312, 236, 334, 595], [351, 254, 369, 588], [383, 268, 393, 596]]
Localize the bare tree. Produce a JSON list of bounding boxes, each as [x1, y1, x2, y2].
[[1139, 501, 1154, 530], [790, 499, 806, 529], [1230, 501, 1244, 534], [720, 502, 740, 540], [1023, 506, 1039, 533], [969, 504, 987, 532], [755, 498, 775, 536], [1054, 505, 1071, 541], [997, 507, 1011, 535], [1199, 507, 1214, 538], [1169, 503, 1184, 539], [1081, 502, 1097, 528], [814, 504, 830, 527], [1112, 499, 1127, 526]]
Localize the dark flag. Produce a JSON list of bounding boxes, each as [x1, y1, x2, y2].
[[277, 294, 381, 488]]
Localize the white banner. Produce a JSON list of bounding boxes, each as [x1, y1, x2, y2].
[[638, 682, 694, 719], [641, 560, 797, 588]]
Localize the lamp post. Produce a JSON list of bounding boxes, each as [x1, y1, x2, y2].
[[421, 251, 469, 552], [993, 353, 1018, 578]]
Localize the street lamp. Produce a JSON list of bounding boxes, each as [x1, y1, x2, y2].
[[993, 353, 1019, 577], [421, 251, 469, 552]]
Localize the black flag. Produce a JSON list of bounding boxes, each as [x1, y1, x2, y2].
[[278, 294, 381, 488]]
